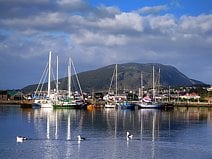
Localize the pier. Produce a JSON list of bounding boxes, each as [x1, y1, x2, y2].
[[172, 101, 212, 108], [0, 100, 34, 108]]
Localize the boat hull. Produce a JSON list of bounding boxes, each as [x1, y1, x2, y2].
[[53, 100, 85, 109], [105, 103, 117, 108], [53, 104, 82, 109], [33, 99, 53, 108], [87, 104, 95, 111], [119, 102, 135, 110], [137, 102, 162, 109]]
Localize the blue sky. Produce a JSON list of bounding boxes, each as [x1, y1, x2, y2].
[[0, 0, 211, 89], [90, 0, 211, 15]]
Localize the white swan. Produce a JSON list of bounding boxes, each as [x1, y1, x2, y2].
[[126, 131, 133, 140], [77, 135, 85, 141], [16, 136, 27, 142]]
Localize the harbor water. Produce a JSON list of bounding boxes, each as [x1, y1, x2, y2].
[[0, 106, 212, 159]]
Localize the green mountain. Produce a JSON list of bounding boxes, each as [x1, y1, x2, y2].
[[22, 63, 205, 93]]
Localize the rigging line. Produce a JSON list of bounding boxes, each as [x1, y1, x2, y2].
[[39, 67, 48, 96], [108, 65, 116, 94], [71, 59, 83, 96], [51, 57, 58, 90], [35, 62, 48, 95], [51, 68, 57, 90]]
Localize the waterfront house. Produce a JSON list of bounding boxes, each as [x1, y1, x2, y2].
[[0, 90, 8, 100], [207, 86, 212, 92], [205, 97, 212, 104], [8, 91, 27, 100], [179, 92, 200, 101]]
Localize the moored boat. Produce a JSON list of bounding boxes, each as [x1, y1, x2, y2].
[[32, 51, 54, 108], [20, 99, 34, 108], [137, 66, 162, 109], [53, 97, 84, 109], [105, 102, 117, 108], [33, 99, 53, 108], [105, 103, 117, 108], [53, 57, 85, 109], [137, 100, 161, 108], [104, 64, 118, 109], [119, 101, 135, 110], [87, 104, 95, 111]]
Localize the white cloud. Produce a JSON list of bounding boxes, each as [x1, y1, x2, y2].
[[96, 12, 144, 33], [2, 12, 67, 30], [97, 6, 121, 16], [0, 1, 212, 88], [56, 0, 87, 10], [72, 30, 128, 46], [180, 14, 212, 34], [147, 14, 176, 33], [136, 5, 168, 14]]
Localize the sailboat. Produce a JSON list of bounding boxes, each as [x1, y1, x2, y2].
[[104, 64, 118, 109], [33, 51, 54, 108], [137, 65, 162, 109], [53, 57, 84, 109]]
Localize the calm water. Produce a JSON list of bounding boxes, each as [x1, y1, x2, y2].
[[0, 106, 212, 159]]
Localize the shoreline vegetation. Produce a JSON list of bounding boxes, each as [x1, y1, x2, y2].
[[0, 99, 212, 108]]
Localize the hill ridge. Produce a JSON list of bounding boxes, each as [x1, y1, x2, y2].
[[22, 63, 206, 93]]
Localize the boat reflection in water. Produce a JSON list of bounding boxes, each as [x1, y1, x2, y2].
[[12, 107, 212, 159], [32, 108, 78, 140]]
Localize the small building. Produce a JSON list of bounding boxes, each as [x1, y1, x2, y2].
[[7, 90, 27, 100], [0, 90, 8, 100], [207, 86, 212, 92], [205, 97, 212, 104], [179, 92, 200, 100]]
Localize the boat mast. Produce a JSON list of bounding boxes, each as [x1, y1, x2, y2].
[[140, 72, 143, 98], [68, 58, 71, 98], [115, 64, 118, 97], [152, 65, 155, 102], [56, 56, 59, 95], [158, 68, 160, 96], [47, 51, 51, 98]]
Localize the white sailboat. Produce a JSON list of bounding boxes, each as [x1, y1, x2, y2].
[[105, 101, 117, 108], [137, 65, 161, 108], [53, 57, 84, 109], [105, 64, 118, 109], [33, 51, 54, 108]]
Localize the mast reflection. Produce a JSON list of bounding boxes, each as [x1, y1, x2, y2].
[[67, 112, 71, 140], [47, 113, 50, 139], [55, 111, 58, 139]]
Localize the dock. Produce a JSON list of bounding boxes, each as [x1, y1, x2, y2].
[[0, 100, 34, 108], [170, 102, 212, 108]]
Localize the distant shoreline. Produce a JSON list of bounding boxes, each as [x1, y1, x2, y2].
[[0, 100, 31, 107], [173, 102, 212, 107], [0, 100, 212, 108], [0, 100, 21, 105]]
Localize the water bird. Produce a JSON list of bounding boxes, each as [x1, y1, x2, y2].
[[126, 131, 133, 140], [77, 135, 86, 141], [16, 136, 27, 142]]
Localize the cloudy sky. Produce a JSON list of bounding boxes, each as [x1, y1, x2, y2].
[[0, 0, 211, 89]]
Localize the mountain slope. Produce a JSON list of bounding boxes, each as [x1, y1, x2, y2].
[[22, 63, 205, 93]]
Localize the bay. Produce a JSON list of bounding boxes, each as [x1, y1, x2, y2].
[[0, 106, 212, 159]]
